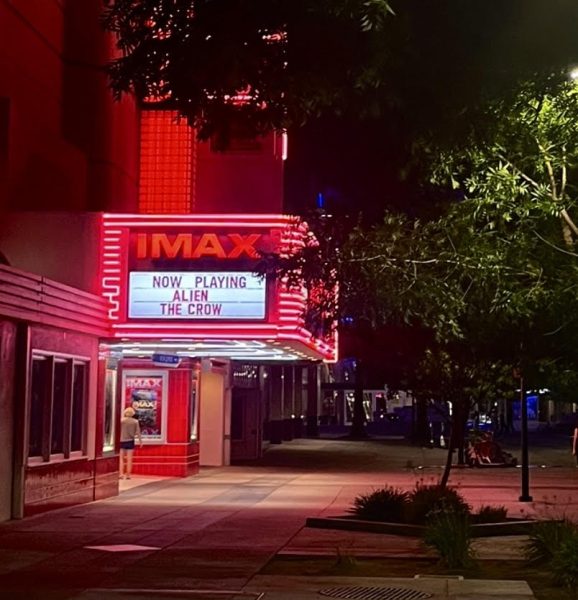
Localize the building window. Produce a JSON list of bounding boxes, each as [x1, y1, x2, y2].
[[29, 357, 50, 458], [51, 360, 68, 455], [28, 353, 89, 462], [71, 363, 87, 452], [0, 97, 8, 171]]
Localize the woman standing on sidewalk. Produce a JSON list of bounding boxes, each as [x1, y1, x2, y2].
[[120, 407, 142, 479]]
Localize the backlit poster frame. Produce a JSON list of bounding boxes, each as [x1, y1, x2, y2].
[[190, 375, 199, 441], [122, 370, 168, 444], [103, 368, 117, 452]]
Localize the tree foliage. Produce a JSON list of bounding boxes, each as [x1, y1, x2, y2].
[[263, 82, 578, 475], [102, 0, 393, 140], [333, 82, 578, 355]]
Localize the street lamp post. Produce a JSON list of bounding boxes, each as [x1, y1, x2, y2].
[[519, 373, 533, 502]]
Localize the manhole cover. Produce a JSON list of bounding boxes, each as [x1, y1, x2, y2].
[[319, 587, 432, 600]]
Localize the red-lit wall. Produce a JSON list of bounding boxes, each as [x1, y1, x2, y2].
[[138, 110, 285, 214], [194, 132, 284, 214], [0, 0, 139, 212], [0, 212, 101, 293]]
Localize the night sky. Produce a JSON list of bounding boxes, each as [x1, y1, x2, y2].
[[284, 0, 578, 219]]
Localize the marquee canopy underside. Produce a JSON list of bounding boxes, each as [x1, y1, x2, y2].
[[105, 338, 328, 361]]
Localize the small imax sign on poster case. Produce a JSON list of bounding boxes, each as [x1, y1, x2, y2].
[[152, 353, 181, 367]]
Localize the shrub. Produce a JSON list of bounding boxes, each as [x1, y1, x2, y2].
[[406, 484, 470, 524], [551, 535, 578, 598], [424, 508, 475, 570], [525, 519, 578, 565], [472, 505, 508, 524], [348, 486, 409, 522]]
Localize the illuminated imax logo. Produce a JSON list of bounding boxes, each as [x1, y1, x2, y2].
[[136, 233, 263, 260]]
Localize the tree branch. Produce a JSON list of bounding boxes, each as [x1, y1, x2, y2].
[[533, 230, 578, 258], [535, 136, 558, 200], [495, 153, 540, 189], [561, 145, 567, 200], [560, 208, 578, 237]]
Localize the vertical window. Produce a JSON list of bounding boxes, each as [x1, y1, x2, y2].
[[51, 360, 68, 455], [28, 353, 89, 463], [0, 97, 8, 174], [29, 357, 50, 458], [71, 363, 87, 452]]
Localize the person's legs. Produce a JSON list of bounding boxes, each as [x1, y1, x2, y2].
[[126, 449, 134, 478], [119, 448, 126, 478]]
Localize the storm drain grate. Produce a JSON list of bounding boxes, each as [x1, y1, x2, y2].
[[319, 587, 432, 600]]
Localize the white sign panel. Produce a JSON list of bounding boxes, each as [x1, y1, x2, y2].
[[128, 271, 266, 319]]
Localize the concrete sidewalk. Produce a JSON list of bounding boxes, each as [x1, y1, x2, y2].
[[1, 437, 573, 599]]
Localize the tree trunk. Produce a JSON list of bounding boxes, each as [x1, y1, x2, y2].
[[440, 397, 468, 487], [413, 395, 430, 446]]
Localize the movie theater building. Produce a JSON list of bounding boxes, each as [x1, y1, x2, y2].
[[99, 212, 336, 478], [0, 111, 336, 519]]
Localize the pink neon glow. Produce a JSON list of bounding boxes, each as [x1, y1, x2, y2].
[[106, 222, 294, 230], [99, 214, 337, 361], [112, 323, 281, 330], [282, 132, 288, 161], [104, 213, 294, 219], [103, 213, 296, 222]]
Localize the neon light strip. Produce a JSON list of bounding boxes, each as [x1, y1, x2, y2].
[[112, 323, 280, 330], [104, 213, 295, 220], [104, 221, 294, 229], [108, 333, 334, 360]]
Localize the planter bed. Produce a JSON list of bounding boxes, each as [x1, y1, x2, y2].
[[305, 516, 535, 537]]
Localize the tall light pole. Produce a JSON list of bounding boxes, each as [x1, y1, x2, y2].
[[515, 368, 532, 502]]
